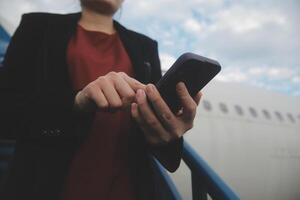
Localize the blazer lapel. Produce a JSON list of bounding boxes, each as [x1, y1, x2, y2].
[[114, 21, 151, 84], [43, 13, 80, 91]]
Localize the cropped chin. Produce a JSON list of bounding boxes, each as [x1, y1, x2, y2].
[[82, 1, 119, 16]]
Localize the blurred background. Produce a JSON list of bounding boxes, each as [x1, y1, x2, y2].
[[0, 0, 299, 96]]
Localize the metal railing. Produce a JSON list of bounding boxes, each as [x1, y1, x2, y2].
[[153, 158, 182, 200], [154, 140, 240, 200]]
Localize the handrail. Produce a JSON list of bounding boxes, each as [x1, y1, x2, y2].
[[153, 140, 240, 200], [182, 141, 240, 200], [152, 158, 182, 200]]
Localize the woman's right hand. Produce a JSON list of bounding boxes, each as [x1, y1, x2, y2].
[[74, 71, 146, 113]]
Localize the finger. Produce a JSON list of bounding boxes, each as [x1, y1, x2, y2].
[[193, 91, 203, 106], [176, 82, 197, 121], [131, 103, 159, 144], [99, 78, 122, 109], [119, 72, 146, 91], [135, 89, 171, 141], [131, 102, 144, 125], [113, 75, 135, 106], [89, 85, 109, 109], [144, 84, 178, 133]]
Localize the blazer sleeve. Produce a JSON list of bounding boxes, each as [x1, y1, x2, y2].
[[0, 13, 93, 140], [146, 40, 184, 173], [0, 14, 40, 140]]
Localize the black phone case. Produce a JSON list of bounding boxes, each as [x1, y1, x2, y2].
[[156, 52, 221, 113]]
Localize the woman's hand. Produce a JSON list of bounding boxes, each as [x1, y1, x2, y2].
[[74, 71, 146, 113], [131, 82, 202, 146]]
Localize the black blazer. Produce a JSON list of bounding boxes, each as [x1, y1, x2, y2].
[[0, 12, 183, 200]]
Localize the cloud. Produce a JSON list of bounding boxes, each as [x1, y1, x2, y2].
[[292, 76, 300, 84], [0, 0, 299, 96], [122, 0, 300, 96], [214, 66, 300, 95], [160, 53, 176, 71], [209, 5, 287, 34], [183, 18, 203, 34], [215, 68, 249, 82], [0, 0, 80, 33]]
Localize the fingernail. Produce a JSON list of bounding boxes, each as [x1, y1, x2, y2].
[[136, 89, 145, 102], [146, 84, 154, 94], [151, 84, 156, 92], [176, 82, 183, 91], [131, 102, 137, 110], [179, 82, 185, 87]]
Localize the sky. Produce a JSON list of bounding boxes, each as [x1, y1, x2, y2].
[[0, 0, 299, 96]]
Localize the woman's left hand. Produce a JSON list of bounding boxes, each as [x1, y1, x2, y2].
[[131, 82, 202, 146]]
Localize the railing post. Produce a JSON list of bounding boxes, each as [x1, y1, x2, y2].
[[191, 172, 207, 200]]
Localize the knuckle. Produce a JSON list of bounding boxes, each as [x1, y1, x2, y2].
[[127, 91, 136, 99], [177, 88, 186, 96], [96, 76, 105, 82], [96, 75, 104, 80], [133, 81, 142, 89], [79, 90, 89, 100], [151, 96, 161, 104], [146, 118, 158, 127], [182, 95, 192, 102], [108, 71, 118, 78], [118, 71, 127, 77], [85, 84, 95, 94], [123, 89, 135, 99], [172, 129, 181, 139], [162, 113, 173, 121], [98, 100, 109, 108], [110, 101, 122, 108], [186, 122, 194, 130], [187, 103, 197, 112], [87, 82, 96, 88], [158, 135, 171, 145]]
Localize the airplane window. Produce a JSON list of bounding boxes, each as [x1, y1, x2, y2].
[[234, 105, 243, 116], [262, 109, 271, 120], [274, 111, 284, 121], [287, 113, 295, 123], [219, 103, 228, 113], [203, 100, 212, 111], [249, 107, 258, 118]]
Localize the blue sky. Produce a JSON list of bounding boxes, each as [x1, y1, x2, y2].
[[0, 0, 299, 96]]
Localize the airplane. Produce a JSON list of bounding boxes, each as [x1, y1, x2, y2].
[[1, 13, 300, 200], [168, 80, 300, 200]]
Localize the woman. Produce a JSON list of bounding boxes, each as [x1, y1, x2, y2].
[[0, 0, 202, 199]]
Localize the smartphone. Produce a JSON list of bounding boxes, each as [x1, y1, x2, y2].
[[156, 52, 221, 113]]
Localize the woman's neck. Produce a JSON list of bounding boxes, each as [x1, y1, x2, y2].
[[79, 7, 116, 34]]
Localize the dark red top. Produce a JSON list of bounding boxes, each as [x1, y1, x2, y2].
[[61, 24, 137, 200]]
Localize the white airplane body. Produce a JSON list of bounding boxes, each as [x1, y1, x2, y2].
[[169, 80, 300, 200]]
